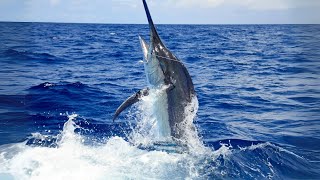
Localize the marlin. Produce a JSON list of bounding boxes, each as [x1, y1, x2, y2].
[[113, 0, 196, 142]]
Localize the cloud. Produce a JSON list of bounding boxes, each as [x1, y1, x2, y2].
[[144, 0, 225, 8], [232, 0, 320, 11], [148, 0, 320, 10], [234, 0, 290, 10], [49, 0, 61, 6], [171, 0, 225, 8], [0, 0, 319, 23], [112, 0, 138, 8]]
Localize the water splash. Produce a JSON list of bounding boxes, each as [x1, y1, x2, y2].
[[0, 100, 314, 179], [127, 86, 208, 155], [179, 95, 209, 154], [128, 87, 172, 146], [0, 114, 204, 179]]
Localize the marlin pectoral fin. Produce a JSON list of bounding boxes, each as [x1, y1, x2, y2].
[[113, 88, 149, 121]]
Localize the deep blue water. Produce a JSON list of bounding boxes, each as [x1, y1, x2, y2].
[[0, 22, 320, 179]]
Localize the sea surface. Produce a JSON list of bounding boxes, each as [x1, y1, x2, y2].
[[0, 22, 319, 179]]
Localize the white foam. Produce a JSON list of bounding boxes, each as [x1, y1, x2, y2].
[[179, 96, 210, 154], [1, 89, 296, 179], [239, 142, 304, 159], [128, 86, 173, 146], [0, 111, 300, 179], [0, 114, 209, 179], [0, 86, 219, 179]]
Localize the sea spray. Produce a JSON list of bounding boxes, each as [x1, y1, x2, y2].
[[0, 113, 311, 179], [128, 86, 172, 146], [0, 103, 312, 179], [129, 88, 208, 154], [0, 114, 194, 179]]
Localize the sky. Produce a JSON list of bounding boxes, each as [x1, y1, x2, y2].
[[0, 0, 319, 24]]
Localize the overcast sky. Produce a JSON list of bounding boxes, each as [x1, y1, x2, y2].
[[0, 0, 319, 24]]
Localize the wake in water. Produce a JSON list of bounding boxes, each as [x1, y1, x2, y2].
[[0, 90, 316, 179]]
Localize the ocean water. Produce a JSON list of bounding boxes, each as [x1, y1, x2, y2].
[[0, 22, 319, 179]]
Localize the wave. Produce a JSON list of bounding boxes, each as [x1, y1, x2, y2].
[[1, 88, 318, 179], [0, 114, 193, 179], [29, 82, 86, 90], [0, 113, 316, 179], [27, 82, 102, 99], [3, 49, 60, 62]]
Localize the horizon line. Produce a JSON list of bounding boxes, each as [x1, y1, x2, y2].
[[0, 21, 319, 26]]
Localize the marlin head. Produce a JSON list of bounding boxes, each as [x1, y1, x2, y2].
[[139, 33, 165, 87], [140, 0, 178, 87]]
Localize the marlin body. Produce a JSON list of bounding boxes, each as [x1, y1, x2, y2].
[[114, 0, 196, 141]]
